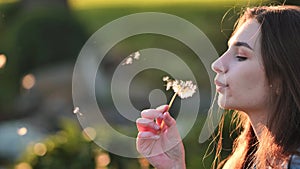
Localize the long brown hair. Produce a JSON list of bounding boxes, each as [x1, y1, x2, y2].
[[216, 5, 300, 169]]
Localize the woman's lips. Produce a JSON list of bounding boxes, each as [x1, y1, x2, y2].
[[214, 80, 228, 93]]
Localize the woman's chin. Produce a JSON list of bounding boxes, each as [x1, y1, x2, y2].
[[217, 94, 228, 109]]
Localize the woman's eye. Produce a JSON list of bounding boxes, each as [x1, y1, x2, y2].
[[236, 56, 247, 61]]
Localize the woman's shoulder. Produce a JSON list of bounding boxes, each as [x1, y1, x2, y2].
[[289, 149, 300, 169]]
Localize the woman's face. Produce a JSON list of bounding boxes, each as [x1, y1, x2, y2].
[[212, 19, 271, 113]]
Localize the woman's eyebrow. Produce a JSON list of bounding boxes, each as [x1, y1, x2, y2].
[[232, 41, 253, 50]]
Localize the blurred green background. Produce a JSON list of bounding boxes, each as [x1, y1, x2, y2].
[[0, 0, 298, 169]]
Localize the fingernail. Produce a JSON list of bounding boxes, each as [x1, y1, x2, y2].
[[158, 113, 164, 119], [156, 105, 168, 112]]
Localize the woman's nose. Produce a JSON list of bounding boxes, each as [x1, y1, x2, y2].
[[211, 55, 227, 73]]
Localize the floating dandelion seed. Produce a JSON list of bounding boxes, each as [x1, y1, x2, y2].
[[163, 76, 197, 111], [122, 57, 133, 65], [73, 107, 83, 116], [162, 76, 169, 81], [132, 51, 140, 60], [122, 51, 140, 65]]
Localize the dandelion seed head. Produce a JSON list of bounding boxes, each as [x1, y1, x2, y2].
[[178, 82, 197, 98], [172, 80, 181, 93], [166, 81, 173, 90], [163, 76, 197, 99]]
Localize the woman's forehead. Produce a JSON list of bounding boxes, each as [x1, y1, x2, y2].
[[228, 19, 262, 49]]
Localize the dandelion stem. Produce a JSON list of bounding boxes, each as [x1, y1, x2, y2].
[[161, 92, 178, 129], [167, 92, 178, 111]]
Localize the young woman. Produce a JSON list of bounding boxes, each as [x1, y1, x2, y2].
[[136, 5, 300, 169]]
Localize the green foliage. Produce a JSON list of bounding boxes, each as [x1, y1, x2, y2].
[[13, 119, 144, 169], [11, 116, 237, 169], [14, 120, 97, 169]]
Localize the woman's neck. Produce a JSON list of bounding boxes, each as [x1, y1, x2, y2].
[[245, 110, 268, 141]]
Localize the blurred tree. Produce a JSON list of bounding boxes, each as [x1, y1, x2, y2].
[[0, 2, 87, 121], [21, 0, 68, 10], [282, 0, 300, 5]]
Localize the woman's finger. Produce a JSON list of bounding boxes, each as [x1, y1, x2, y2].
[[156, 105, 168, 112], [136, 118, 161, 132], [163, 111, 176, 127], [141, 105, 168, 119], [156, 105, 168, 126], [137, 131, 160, 140]]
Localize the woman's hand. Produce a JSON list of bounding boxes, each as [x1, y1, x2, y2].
[[136, 105, 186, 169]]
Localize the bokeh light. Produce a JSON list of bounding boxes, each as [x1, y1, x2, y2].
[[22, 74, 36, 90], [33, 143, 47, 156], [14, 162, 32, 169], [95, 152, 111, 168], [0, 54, 7, 68], [17, 127, 28, 136], [139, 158, 150, 169], [82, 127, 97, 141]]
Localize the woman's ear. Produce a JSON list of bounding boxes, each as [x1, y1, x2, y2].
[[270, 78, 281, 96], [275, 87, 280, 95]]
